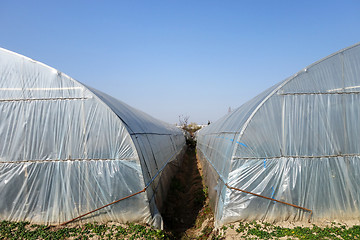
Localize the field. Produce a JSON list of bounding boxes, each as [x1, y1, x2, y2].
[[2, 219, 360, 239]]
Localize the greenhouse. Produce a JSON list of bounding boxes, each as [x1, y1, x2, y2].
[[0, 48, 185, 228], [197, 43, 360, 226]]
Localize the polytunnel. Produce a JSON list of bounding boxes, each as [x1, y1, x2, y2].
[[197, 42, 360, 226], [0, 48, 186, 228]]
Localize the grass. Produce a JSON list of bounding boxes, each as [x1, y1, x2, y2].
[[1, 218, 359, 239], [0, 221, 171, 240], [221, 220, 360, 239]]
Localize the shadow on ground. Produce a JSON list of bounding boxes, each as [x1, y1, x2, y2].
[[161, 143, 215, 239]]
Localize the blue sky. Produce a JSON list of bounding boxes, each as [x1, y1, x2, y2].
[[1, 1, 360, 124]]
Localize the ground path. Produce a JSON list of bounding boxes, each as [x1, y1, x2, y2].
[[161, 144, 217, 239]]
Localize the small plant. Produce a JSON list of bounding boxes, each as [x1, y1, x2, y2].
[[225, 220, 360, 239], [197, 226, 214, 239], [0, 221, 171, 240]]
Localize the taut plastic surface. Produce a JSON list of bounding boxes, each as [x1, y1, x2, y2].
[[197, 43, 360, 226], [0, 48, 185, 227]]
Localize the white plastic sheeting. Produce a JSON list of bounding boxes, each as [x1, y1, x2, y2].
[[197, 43, 360, 226], [0, 48, 185, 227]]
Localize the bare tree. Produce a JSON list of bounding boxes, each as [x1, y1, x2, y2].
[[178, 114, 190, 128]]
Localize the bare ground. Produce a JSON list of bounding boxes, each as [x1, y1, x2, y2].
[[161, 145, 217, 239]]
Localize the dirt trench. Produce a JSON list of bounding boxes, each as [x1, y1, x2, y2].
[[161, 144, 216, 239]]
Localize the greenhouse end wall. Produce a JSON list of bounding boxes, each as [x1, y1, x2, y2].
[[0, 47, 186, 228], [197, 42, 360, 227]]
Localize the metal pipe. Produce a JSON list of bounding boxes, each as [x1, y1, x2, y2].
[[59, 147, 184, 226], [60, 188, 146, 226], [225, 183, 313, 223]]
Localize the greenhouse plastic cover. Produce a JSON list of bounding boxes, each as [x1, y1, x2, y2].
[[197, 42, 360, 226], [0, 48, 185, 227]]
